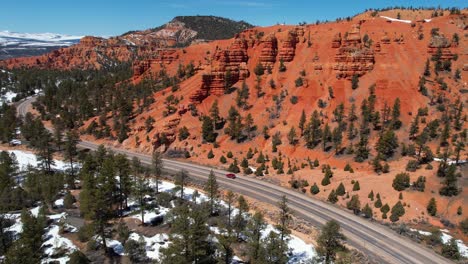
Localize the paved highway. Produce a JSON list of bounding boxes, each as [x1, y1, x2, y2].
[[16, 96, 451, 264]]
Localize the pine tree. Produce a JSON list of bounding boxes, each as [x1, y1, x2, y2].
[[204, 170, 219, 215], [375, 130, 399, 160], [317, 220, 346, 263], [125, 237, 149, 263], [175, 169, 190, 200], [287, 126, 297, 145], [152, 151, 163, 194], [209, 100, 220, 127], [64, 130, 79, 183], [246, 211, 267, 262], [202, 116, 216, 143], [427, 198, 437, 216], [115, 154, 132, 216], [276, 196, 291, 247], [439, 165, 460, 196], [233, 195, 250, 239], [441, 238, 461, 260], [368, 190, 374, 201], [299, 110, 306, 136]]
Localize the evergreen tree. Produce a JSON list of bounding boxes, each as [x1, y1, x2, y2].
[[115, 154, 132, 216], [202, 116, 216, 143], [353, 181, 360, 191], [346, 194, 361, 214], [362, 203, 373, 218], [299, 110, 306, 136], [204, 170, 219, 215], [317, 220, 346, 264], [327, 190, 338, 204], [64, 130, 79, 182], [392, 173, 410, 191], [427, 198, 437, 216], [287, 126, 297, 145], [276, 196, 291, 247], [424, 59, 431, 76], [375, 130, 399, 160], [441, 239, 461, 260], [439, 165, 460, 196], [310, 183, 320, 195], [390, 201, 405, 222], [336, 183, 346, 196], [246, 211, 267, 262], [175, 169, 190, 200], [233, 195, 249, 239], [351, 75, 359, 89], [125, 237, 149, 263], [152, 151, 163, 194]]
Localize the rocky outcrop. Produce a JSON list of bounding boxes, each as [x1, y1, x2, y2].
[[427, 35, 454, 60], [333, 24, 375, 79], [278, 30, 299, 62], [381, 35, 391, 44], [132, 49, 179, 79], [332, 33, 342, 48], [190, 37, 249, 103], [259, 34, 278, 68]]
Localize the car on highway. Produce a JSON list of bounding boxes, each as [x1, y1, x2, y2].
[[226, 173, 236, 179]]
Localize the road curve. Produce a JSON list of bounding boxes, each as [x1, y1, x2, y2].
[[16, 96, 451, 264]]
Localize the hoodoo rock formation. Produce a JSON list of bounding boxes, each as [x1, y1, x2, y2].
[[259, 34, 278, 68], [333, 24, 375, 79], [278, 30, 299, 62], [190, 36, 249, 103]]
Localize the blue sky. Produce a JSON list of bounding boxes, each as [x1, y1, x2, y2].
[[2, 0, 465, 36]]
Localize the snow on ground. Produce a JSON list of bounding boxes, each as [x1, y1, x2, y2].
[[130, 207, 170, 225], [128, 232, 169, 260], [433, 157, 468, 165], [411, 228, 468, 258], [380, 16, 412, 24], [54, 198, 64, 208], [42, 224, 78, 264], [424, 19, 432, 22], [2, 207, 78, 263], [0, 91, 17, 106], [6, 150, 71, 171]]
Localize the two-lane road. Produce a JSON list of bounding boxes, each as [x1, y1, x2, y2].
[[17, 96, 451, 264]]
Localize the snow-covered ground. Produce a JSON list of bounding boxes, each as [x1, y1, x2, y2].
[[124, 179, 317, 263], [2, 206, 78, 264], [0, 31, 82, 47], [380, 16, 412, 24], [6, 149, 70, 171], [411, 228, 468, 258]]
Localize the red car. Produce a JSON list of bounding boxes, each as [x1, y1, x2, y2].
[[226, 173, 237, 179]]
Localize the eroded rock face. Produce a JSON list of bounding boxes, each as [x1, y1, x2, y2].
[[133, 49, 179, 79], [259, 34, 278, 68], [190, 37, 249, 103], [278, 30, 299, 62], [332, 33, 342, 48], [427, 35, 455, 60], [333, 24, 375, 79]]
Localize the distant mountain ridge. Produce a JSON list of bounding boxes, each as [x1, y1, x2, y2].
[[0, 15, 254, 68], [0, 31, 83, 60]]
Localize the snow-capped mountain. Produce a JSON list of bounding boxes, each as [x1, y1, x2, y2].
[[0, 30, 83, 60]]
